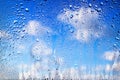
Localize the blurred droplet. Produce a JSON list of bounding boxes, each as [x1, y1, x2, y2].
[[20, 3, 23, 5], [44, 0, 47, 1], [100, 2, 103, 6], [95, 5, 98, 8], [20, 6, 24, 9], [105, 0, 108, 2], [96, 8, 102, 12], [69, 5, 72, 8], [25, 8, 29, 12], [36, 38, 39, 42], [13, 20, 18, 24], [70, 14, 73, 18], [115, 37, 119, 40], [113, 43, 117, 47], [89, 3, 92, 7], [111, 24, 115, 28]]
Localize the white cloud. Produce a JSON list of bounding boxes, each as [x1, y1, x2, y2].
[[105, 64, 111, 72], [58, 8, 98, 28], [18, 62, 41, 79], [57, 7, 104, 42], [32, 40, 52, 59], [112, 62, 120, 71], [0, 65, 18, 79], [18, 64, 118, 80], [80, 65, 87, 71], [18, 58, 53, 79], [75, 29, 90, 42], [95, 65, 104, 71], [0, 30, 10, 38], [25, 20, 52, 36], [103, 50, 120, 71], [16, 44, 26, 54], [103, 51, 119, 61]]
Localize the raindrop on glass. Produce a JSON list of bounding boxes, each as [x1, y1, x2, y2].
[[100, 2, 103, 6], [25, 8, 29, 12], [70, 14, 73, 18], [13, 20, 18, 24], [89, 3, 92, 7], [96, 8, 102, 12], [36, 38, 39, 42], [115, 37, 119, 40]]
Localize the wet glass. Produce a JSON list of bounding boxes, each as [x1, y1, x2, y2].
[[0, 0, 120, 79]]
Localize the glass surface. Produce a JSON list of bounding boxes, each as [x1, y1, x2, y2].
[[0, 0, 120, 79]]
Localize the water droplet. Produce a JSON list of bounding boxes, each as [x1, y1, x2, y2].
[[36, 38, 39, 42], [105, 0, 108, 2], [22, 29, 25, 32], [21, 35, 24, 38], [89, 3, 92, 7], [25, 8, 29, 12], [16, 4, 18, 6], [111, 24, 115, 28], [100, 2, 103, 6], [20, 3, 23, 5], [96, 8, 102, 12], [95, 5, 98, 8], [8, 54, 11, 56], [69, 5, 72, 8], [13, 20, 18, 24], [117, 30, 120, 34], [114, 43, 117, 46], [70, 14, 73, 18], [22, 17, 26, 20], [20, 6, 24, 9], [115, 37, 119, 40], [69, 28, 74, 33]]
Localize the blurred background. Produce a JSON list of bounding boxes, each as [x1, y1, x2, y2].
[[0, 0, 120, 79]]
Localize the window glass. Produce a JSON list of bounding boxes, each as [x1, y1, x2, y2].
[[0, 0, 120, 79]]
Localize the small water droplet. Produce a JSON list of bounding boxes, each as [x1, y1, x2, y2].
[[13, 20, 18, 24], [21, 35, 24, 38], [25, 8, 29, 12], [16, 4, 18, 6], [96, 8, 102, 12], [115, 37, 119, 40], [36, 38, 39, 42], [20, 6, 24, 9], [89, 3, 92, 7], [100, 2, 103, 6], [105, 0, 108, 2], [95, 5, 98, 8], [70, 14, 73, 18], [114, 43, 117, 46], [111, 24, 115, 28], [69, 5, 72, 8], [69, 29, 74, 33], [20, 3, 23, 5], [22, 17, 26, 20], [22, 29, 25, 32], [8, 54, 11, 56]]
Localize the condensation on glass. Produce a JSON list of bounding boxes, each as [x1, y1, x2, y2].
[[0, 0, 120, 79]]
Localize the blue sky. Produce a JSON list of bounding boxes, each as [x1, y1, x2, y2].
[[0, 0, 120, 79]]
